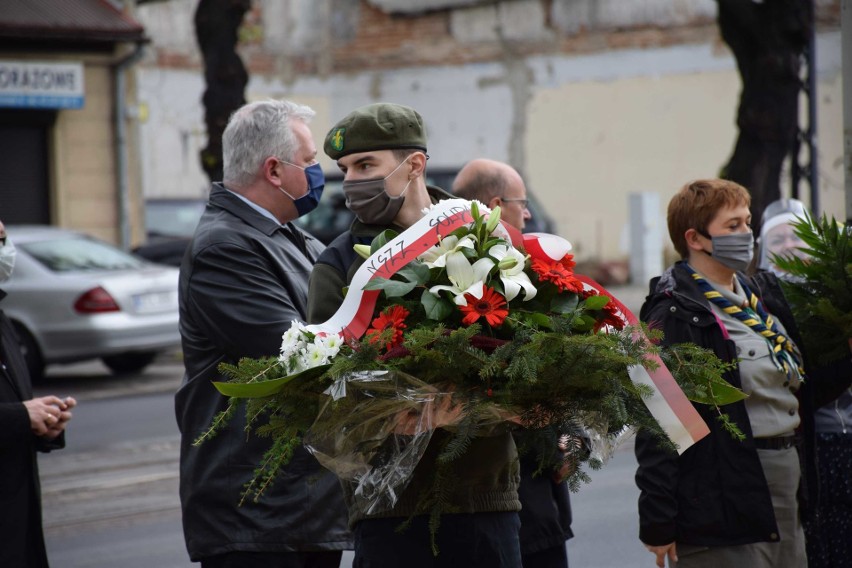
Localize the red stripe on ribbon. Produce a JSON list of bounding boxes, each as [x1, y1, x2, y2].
[[339, 208, 473, 339]]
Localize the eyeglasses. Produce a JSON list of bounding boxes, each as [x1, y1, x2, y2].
[[502, 198, 529, 208]]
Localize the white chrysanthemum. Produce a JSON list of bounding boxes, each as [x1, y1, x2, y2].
[[304, 342, 328, 367], [316, 334, 343, 358], [488, 244, 537, 302], [280, 352, 306, 374], [280, 321, 307, 354]]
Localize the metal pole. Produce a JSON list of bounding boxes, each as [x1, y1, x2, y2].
[[844, 0, 852, 223], [114, 43, 145, 251], [806, 4, 819, 214]]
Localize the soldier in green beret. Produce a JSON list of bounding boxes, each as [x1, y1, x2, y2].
[[307, 102, 523, 567]]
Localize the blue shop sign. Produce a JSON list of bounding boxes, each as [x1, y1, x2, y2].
[[0, 61, 85, 109]]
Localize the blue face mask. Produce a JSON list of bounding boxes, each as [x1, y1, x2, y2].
[[279, 161, 325, 216]]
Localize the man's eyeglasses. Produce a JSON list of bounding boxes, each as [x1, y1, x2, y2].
[[502, 198, 529, 208]]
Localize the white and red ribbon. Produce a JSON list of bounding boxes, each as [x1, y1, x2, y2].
[[308, 198, 709, 453]]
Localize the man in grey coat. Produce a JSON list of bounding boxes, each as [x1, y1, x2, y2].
[[176, 99, 352, 568]]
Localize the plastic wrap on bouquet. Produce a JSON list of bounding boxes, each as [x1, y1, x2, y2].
[[575, 411, 635, 464], [303, 369, 514, 517], [303, 370, 451, 516]]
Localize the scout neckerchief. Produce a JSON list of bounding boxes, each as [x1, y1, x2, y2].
[[686, 265, 804, 381]]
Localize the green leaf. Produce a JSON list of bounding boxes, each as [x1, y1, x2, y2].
[[422, 289, 454, 320], [525, 312, 552, 328], [397, 261, 430, 284], [370, 229, 398, 254], [481, 238, 504, 253], [551, 293, 579, 314], [363, 277, 417, 297], [213, 364, 331, 398], [583, 295, 611, 310], [573, 314, 597, 331], [688, 375, 748, 406]]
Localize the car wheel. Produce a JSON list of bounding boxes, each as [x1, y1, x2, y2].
[[12, 323, 46, 383], [101, 352, 158, 375]]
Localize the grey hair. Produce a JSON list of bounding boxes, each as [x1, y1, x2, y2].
[[452, 169, 508, 203], [222, 99, 315, 187]]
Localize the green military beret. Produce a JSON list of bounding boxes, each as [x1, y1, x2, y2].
[[324, 102, 427, 160]]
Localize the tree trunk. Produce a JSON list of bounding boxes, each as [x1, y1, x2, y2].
[[195, 0, 250, 184], [716, 0, 811, 232]]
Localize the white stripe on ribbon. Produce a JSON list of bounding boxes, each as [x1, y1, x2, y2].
[[308, 198, 708, 453], [628, 365, 704, 452]]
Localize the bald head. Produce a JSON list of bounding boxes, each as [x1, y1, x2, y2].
[[453, 159, 531, 230]]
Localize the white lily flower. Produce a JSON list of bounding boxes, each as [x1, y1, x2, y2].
[[419, 234, 477, 269], [489, 244, 537, 302], [429, 251, 495, 306]]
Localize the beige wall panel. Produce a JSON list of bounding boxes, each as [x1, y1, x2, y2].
[[527, 71, 740, 261], [52, 64, 119, 242], [66, 196, 117, 233], [527, 67, 845, 262]]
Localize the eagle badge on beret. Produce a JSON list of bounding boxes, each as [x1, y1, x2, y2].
[[330, 128, 345, 152]]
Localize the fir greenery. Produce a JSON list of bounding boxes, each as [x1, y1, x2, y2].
[[195, 201, 744, 546], [773, 213, 852, 365]]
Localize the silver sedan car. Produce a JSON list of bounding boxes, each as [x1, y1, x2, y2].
[[3, 226, 181, 381]]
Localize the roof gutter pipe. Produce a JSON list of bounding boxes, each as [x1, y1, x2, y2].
[[114, 40, 146, 251]]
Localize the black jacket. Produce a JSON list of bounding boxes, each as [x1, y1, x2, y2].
[[516, 441, 573, 556], [175, 184, 352, 560], [634, 262, 852, 548], [0, 294, 64, 568]]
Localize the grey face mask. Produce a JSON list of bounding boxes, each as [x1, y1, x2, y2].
[[342, 157, 413, 225], [702, 231, 754, 272]]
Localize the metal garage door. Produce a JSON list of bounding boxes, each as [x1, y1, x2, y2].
[[0, 109, 54, 224]]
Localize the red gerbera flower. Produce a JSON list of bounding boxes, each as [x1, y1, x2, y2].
[[459, 286, 509, 327], [558, 254, 577, 271], [366, 305, 410, 351], [531, 255, 583, 294]]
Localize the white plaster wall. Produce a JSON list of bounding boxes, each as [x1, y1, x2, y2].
[[137, 67, 208, 198], [135, 32, 844, 262], [134, 0, 198, 64]]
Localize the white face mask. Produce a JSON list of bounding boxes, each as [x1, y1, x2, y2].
[[0, 239, 16, 282]]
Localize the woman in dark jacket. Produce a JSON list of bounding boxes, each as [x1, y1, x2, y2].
[[634, 180, 851, 568], [0, 222, 75, 568]]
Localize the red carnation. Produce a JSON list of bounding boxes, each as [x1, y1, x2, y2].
[[459, 286, 509, 327], [366, 305, 410, 351]]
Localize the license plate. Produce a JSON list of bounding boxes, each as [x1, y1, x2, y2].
[[132, 290, 177, 313]]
